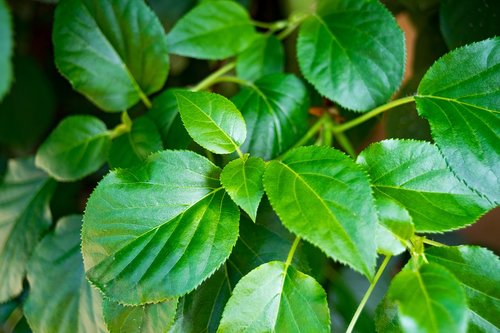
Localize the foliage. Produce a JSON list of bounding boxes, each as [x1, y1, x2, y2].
[[0, 0, 499, 332]]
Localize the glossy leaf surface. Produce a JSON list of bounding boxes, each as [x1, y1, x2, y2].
[[166, 1, 257, 59], [416, 38, 500, 204], [218, 261, 330, 332], [236, 35, 284, 82], [0, 0, 13, 101], [297, 0, 405, 111], [427, 246, 500, 332], [0, 158, 55, 302], [232, 73, 309, 160], [175, 90, 246, 154], [264, 146, 377, 277], [53, 0, 169, 111], [220, 156, 266, 221], [82, 150, 240, 304], [24, 216, 107, 333], [357, 140, 492, 232], [36, 115, 111, 181]]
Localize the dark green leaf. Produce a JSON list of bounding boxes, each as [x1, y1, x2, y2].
[[375, 297, 402, 333], [387, 262, 468, 333], [297, 0, 405, 111], [108, 116, 163, 169], [264, 146, 378, 277], [357, 140, 493, 232], [426, 246, 500, 332], [24, 215, 106, 333], [236, 35, 284, 82], [218, 261, 330, 332], [103, 298, 178, 333], [0, 158, 55, 302], [166, 1, 257, 59], [82, 150, 240, 304], [440, 0, 500, 49], [416, 38, 500, 204], [220, 156, 266, 221], [35, 115, 111, 181], [232, 73, 309, 160], [175, 90, 247, 154], [0, 0, 13, 101], [53, 0, 169, 111]]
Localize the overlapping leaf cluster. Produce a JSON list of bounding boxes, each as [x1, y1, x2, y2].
[[0, 0, 498, 332]]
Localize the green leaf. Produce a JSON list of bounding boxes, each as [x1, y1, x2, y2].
[[220, 156, 266, 221], [440, 0, 500, 49], [297, 0, 405, 111], [218, 261, 330, 332], [53, 0, 169, 111], [264, 146, 378, 277], [166, 1, 257, 60], [231, 73, 309, 160], [103, 298, 178, 333], [108, 116, 163, 169], [175, 90, 247, 154], [0, 0, 13, 101], [374, 196, 414, 256], [357, 140, 493, 232], [416, 38, 500, 204], [375, 297, 402, 333], [82, 150, 240, 304], [0, 158, 55, 302], [426, 246, 500, 332], [169, 267, 231, 333], [24, 215, 107, 333], [35, 115, 112, 182], [387, 262, 468, 333], [236, 35, 284, 82]]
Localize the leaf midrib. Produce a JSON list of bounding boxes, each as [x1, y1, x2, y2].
[[417, 95, 500, 115]]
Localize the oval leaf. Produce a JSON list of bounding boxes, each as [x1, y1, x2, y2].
[[0, 0, 13, 101], [236, 35, 284, 82], [232, 73, 309, 160], [357, 140, 493, 232], [53, 0, 169, 111], [36, 115, 111, 181], [264, 146, 378, 277], [427, 246, 500, 332], [416, 38, 500, 204], [218, 261, 330, 332], [175, 90, 247, 154], [0, 158, 55, 302], [24, 216, 107, 333], [220, 156, 266, 222], [82, 150, 240, 304], [297, 0, 405, 111], [387, 262, 468, 333], [166, 1, 257, 60]]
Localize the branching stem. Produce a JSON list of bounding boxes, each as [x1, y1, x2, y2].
[[192, 62, 236, 92]]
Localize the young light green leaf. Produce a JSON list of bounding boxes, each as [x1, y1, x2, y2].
[[218, 261, 330, 332], [166, 1, 257, 59], [53, 0, 169, 111], [357, 140, 493, 232], [103, 298, 178, 333], [108, 116, 163, 169], [375, 196, 414, 256], [0, 158, 55, 303], [297, 0, 405, 111], [426, 246, 500, 332], [231, 73, 309, 160], [236, 35, 284, 82], [82, 150, 240, 305], [0, 0, 13, 101], [264, 146, 378, 278], [35, 115, 111, 182], [24, 216, 107, 333], [220, 156, 266, 221], [416, 38, 500, 204], [387, 262, 468, 333], [175, 90, 246, 154]]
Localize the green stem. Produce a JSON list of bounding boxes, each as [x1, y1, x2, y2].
[[4, 306, 23, 333], [333, 131, 356, 157], [276, 13, 309, 40], [252, 20, 288, 31], [213, 76, 253, 87], [423, 238, 446, 247], [192, 62, 236, 92], [279, 113, 330, 158], [285, 237, 301, 267], [139, 93, 152, 109], [346, 255, 392, 333], [332, 96, 415, 134], [109, 111, 132, 139], [235, 147, 244, 159]]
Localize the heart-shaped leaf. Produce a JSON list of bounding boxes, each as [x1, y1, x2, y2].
[[0, 0, 13, 101], [236, 35, 284, 82]]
